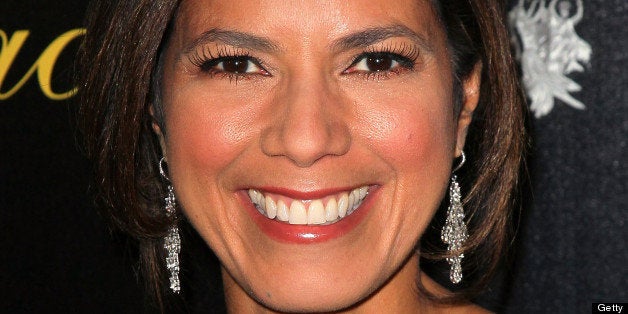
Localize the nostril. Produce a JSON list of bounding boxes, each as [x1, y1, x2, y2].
[[260, 115, 351, 167]]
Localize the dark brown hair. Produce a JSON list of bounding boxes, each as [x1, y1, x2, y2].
[[77, 0, 526, 308], [420, 0, 527, 303]]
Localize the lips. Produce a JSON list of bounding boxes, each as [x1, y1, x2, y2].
[[241, 186, 377, 243], [248, 186, 368, 225]]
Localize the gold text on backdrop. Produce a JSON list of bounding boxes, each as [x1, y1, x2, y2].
[[0, 28, 86, 101]]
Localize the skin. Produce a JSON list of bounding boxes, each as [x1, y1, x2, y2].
[[155, 0, 482, 312]]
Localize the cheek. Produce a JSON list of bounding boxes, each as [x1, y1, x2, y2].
[[354, 86, 456, 172], [350, 87, 456, 266], [163, 87, 257, 176], [160, 86, 262, 242]]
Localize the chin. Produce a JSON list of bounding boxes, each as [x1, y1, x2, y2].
[[222, 245, 391, 314], [251, 284, 375, 314]]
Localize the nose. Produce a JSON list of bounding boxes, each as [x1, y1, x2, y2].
[[260, 74, 351, 167]]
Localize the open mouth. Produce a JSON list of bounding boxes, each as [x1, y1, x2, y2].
[[247, 186, 369, 225]]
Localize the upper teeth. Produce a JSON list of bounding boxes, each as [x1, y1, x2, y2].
[[247, 186, 369, 225]]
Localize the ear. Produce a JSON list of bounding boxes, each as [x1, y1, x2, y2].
[[454, 62, 482, 158], [150, 105, 168, 160]]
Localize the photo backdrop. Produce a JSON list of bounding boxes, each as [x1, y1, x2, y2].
[[1, 1, 145, 313], [2, 1, 626, 313]]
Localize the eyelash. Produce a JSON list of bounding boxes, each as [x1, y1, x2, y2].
[[188, 47, 269, 82], [344, 43, 420, 80], [188, 43, 420, 82]]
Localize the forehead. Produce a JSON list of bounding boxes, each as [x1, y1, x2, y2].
[[173, 0, 443, 45]]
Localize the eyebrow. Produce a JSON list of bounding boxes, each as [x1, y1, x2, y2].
[[331, 24, 434, 53], [181, 24, 433, 56], [182, 28, 279, 55]]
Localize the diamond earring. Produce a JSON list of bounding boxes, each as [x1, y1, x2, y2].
[[440, 152, 469, 284], [159, 157, 181, 293]]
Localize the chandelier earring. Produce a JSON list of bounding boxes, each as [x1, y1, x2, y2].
[[440, 151, 469, 284], [159, 157, 181, 293]]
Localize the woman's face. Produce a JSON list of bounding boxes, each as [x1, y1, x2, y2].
[[157, 0, 479, 311]]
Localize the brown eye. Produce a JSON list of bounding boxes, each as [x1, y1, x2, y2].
[[365, 54, 393, 72], [201, 56, 268, 76], [344, 52, 415, 76], [222, 57, 251, 73]]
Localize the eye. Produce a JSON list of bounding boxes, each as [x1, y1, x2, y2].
[[344, 52, 414, 75], [200, 56, 269, 76]]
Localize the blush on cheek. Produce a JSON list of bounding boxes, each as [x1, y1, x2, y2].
[[389, 125, 444, 168], [166, 107, 252, 174], [359, 105, 452, 169], [163, 77, 265, 169]]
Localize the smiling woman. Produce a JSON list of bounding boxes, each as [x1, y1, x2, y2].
[[77, 0, 526, 313]]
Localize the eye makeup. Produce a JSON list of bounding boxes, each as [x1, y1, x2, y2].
[[183, 38, 423, 83], [187, 46, 270, 82], [343, 42, 422, 80]]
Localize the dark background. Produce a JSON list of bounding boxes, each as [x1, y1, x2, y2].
[[1, 1, 626, 313]]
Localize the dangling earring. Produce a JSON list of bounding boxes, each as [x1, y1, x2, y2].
[[441, 151, 468, 284], [159, 157, 181, 293]]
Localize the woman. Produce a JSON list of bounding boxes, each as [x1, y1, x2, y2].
[[78, 0, 526, 312]]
